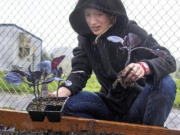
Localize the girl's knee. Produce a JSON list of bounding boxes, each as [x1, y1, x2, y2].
[[64, 91, 100, 112], [152, 75, 176, 101], [160, 75, 176, 93]]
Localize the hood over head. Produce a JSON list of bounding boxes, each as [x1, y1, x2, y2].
[[69, 0, 129, 36]]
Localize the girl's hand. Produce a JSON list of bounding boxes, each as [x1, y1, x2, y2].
[[122, 63, 146, 83], [48, 87, 72, 97]]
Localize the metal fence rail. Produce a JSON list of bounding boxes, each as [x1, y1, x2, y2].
[[0, 0, 179, 130]]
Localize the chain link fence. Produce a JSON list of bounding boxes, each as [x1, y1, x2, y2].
[[0, 0, 179, 130]]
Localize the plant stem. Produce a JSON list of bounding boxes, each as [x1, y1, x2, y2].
[[37, 81, 40, 97], [33, 83, 37, 98]]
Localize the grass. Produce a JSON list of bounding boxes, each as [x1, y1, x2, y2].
[[0, 71, 58, 94], [0, 71, 180, 107], [174, 88, 180, 108], [0, 107, 15, 110], [83, 74, 100, 92], [0, 71, 33, 94], [174, 79, 180, 107]]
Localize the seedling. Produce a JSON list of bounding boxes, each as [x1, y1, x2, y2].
[[4, 55, 71, 98], [4, 55, 72, 122]]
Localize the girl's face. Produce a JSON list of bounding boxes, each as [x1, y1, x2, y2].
[[85, 8, 113, 36]]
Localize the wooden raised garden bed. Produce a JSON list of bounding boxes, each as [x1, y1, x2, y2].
[[0, 109, 179, 135]]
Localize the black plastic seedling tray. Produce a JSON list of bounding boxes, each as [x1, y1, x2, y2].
[[26, 97, 69, 122]]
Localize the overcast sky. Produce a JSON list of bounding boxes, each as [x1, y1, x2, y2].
[[0, 0, 179, 59]]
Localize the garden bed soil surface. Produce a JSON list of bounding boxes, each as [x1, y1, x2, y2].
[[1, 129, 125, 135]]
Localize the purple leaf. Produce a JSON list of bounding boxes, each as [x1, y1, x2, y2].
[[54, 77, 63, 82], [51, 55, 65, 71], [37, 61, 51, 75], [131, 47, 158, 62], [125, 33, 141, 48], [11, 70, 25, 76], [4, 72, 23, 85], [52, 67, 63, 77], [64, 80, 72, 86], [107, 36, 124, 44], [42, 77, 55, 84], [26, 71, 41, 83]]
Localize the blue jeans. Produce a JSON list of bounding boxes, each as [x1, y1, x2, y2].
[[63, 75, 176, 126], [63, 91, 114, 120]]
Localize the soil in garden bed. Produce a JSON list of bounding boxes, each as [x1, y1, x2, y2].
[[2, 130, 125, 135], [0, 124, 125, 135]]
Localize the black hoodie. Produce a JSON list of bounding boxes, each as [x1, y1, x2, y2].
[[62, 0, 176, 119]]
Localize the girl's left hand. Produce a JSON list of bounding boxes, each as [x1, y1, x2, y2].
[[122, 63, 145, 83]]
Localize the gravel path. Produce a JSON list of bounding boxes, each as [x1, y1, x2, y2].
[[0, 92, 179, 130]]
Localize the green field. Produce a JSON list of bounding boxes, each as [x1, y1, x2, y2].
[[0, 71, 180, 107]]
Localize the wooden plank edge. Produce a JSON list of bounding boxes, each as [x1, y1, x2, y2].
[[0, 109, 179, 135]]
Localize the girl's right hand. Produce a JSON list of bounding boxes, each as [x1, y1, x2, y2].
[[48, 87, 72, 97]]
